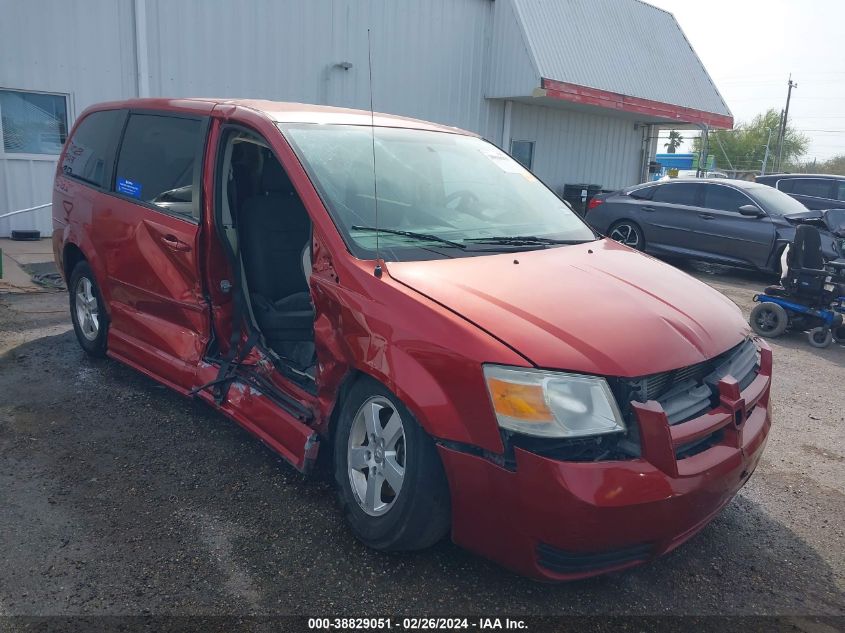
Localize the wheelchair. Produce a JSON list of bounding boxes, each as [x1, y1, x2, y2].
[[750, 224, 845, 348]]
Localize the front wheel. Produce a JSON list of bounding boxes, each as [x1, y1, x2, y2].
[[750, 302, 789, 338], [334, 377, 450, 551], [608, 221, 644, 251], [807, 327, 833, 349], [69, 261, 108, 357]]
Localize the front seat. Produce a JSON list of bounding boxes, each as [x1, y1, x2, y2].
[[239, 157, 314, 363]]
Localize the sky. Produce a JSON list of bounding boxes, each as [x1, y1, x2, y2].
[[645, 0, 845, 164]]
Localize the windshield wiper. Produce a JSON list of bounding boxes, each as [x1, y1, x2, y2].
[[463, 235, 594, 246], [350, 225, 466, 249]]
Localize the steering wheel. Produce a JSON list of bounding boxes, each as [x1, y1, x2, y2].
[[445, 189, 481, 211]]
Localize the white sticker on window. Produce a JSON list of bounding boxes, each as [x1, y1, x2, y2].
[[479, 146, 527, 174]]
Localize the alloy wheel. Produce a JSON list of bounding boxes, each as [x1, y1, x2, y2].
[[347, 396, 406, 516], [754, 306, 778, 333], [74, 276, 100, 341], [610, 223, 640, 248]]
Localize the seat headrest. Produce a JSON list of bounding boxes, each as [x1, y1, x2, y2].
[[262, 158, 294, 194]]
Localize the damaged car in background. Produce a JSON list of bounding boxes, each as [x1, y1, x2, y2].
[[585, 178, 844, 275], [53, 98, 772, 580]]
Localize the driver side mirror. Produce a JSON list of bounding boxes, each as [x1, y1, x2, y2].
[[739, 204, 765, 218]]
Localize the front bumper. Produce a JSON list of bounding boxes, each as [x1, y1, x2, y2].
[[438, 341, 773, 581]]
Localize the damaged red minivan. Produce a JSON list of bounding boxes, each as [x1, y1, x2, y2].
[[53, 98, 772, 580]]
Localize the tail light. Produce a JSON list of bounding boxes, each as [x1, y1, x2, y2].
[[587, 197, 604, 211]]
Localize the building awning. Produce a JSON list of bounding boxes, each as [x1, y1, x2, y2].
[[486, 0, 734, 129], [538, 78, 733, 129]]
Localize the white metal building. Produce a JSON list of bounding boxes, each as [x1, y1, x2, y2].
[[0, 0, 732, 237]]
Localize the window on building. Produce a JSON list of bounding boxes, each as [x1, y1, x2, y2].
[[703, 184, 752, 212], [114, 114, 205, 219], [0, 89, 69, 155], [61, 109, 126, 188], [510, 140, 534, 170], [652, 182, 701, 206], [790, 178, 833, 199]]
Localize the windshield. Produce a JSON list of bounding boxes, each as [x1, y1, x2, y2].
[[745, 183, 810, 216], [280, 124, 595, 261]]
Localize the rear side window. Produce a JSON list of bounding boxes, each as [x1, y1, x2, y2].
[[628, 185, 657, 200], [789, 178, 833, 199], [652, 183, 701, 206], [836, 181, 845, 202], [61, 109, 126, 188], [776, 179, 794, 193], [703, 185, 752, 212], [114, 114, 204, 219]]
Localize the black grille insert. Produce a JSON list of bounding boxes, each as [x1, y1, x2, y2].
[[626, 339, 759, 425]]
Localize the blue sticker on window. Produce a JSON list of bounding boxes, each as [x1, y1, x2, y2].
[[116, 178, 142, 199]]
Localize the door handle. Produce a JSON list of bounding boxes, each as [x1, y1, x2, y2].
[[698, 213, 715, 220], [161, 234, 192, 252], [641, 205, 656, 212]]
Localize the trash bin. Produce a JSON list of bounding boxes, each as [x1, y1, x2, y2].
[[562, 184, 603, 216], [562, 183, 589, 216]]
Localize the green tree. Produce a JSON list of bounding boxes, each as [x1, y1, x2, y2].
[[664, 130, 684, 153], [693, 109, 808, 172], [786, 154, 845, 175]]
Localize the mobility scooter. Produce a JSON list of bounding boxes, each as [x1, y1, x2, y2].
[[750, 224, 845, 348]]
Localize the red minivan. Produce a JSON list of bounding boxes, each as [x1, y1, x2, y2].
[[53, 98, 772, 580]]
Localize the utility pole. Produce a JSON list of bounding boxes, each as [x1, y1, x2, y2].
[[761, 127, 774, 175], [775, 75, 797, 172], [697, 124, 709, 177]]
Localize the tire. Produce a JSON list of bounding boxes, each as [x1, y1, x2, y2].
[[807, 327, 833, 349], [69, 261, 108, 357], [608, 220, 645, 251], [333, 376, 450, 551], [750, 302, 789, 338]]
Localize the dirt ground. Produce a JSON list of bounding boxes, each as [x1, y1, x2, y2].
[[0, 262, 842, 622]]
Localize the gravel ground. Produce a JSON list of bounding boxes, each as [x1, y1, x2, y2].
[[0, 263, 843, 622]]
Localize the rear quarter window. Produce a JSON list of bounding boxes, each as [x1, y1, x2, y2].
[[628, 185, 657, 200], [776, 179, 794, 193], [61, 109, 126, 188]]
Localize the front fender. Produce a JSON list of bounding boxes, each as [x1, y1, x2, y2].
[[312, 268, 526, 454]]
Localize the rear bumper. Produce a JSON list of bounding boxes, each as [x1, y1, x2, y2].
[[438, 341, 773, 581]]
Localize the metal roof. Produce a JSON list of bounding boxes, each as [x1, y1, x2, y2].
[[507, 0, 732, 123]]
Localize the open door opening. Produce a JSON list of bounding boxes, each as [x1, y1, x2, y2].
[[216, 128, 317, 385]]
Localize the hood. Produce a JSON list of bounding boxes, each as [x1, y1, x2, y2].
[[823, 209, 845, 237], [387, 239, 749, 377], [783, 209, 824, 225], [784, 209, 845, 237]]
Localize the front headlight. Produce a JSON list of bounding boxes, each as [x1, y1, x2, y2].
[[483, 365, 625, 438]]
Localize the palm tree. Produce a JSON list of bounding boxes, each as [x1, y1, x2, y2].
[[664, 130, 684, 154]]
